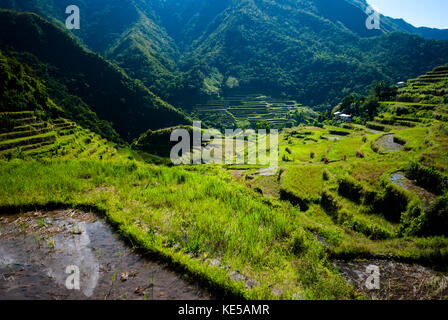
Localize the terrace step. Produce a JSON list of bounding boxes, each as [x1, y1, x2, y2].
[[0, 111, 35, 119], [366, 122, 391, 132], [0, 139, 57, 155], [51, 119, 68, 124], [413, 78, 448, 83], [0, 133, 57, 151], [54, 122, 76, 130], [432, 65, 448, 72], [57, 127, 80, 136], [13, 123, 47, 131], [0, 127, 52, 142], [87, 144, 100, 156], [13, 117, 39, 125], [420, 74, 448, 78]]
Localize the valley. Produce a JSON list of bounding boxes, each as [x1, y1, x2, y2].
[[0, 0, 448, 302], [1, 60, 448, 299], [3, 1, 448, 107]]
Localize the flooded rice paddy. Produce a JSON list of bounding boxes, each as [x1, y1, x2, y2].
[[390, 172, 437, 208], [334, 259, 448, 300], [376, 134, 404, 152], [0, 210, 213, 300]]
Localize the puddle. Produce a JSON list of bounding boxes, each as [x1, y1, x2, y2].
[[334, 259, 448, 300], [0, 210, 213, 300], [390, 173, 437, 208], [376, 134, 403, 152]]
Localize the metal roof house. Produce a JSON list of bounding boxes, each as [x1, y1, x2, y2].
[[333, 112, 352, 122]]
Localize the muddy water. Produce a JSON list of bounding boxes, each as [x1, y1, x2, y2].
[[376, 134, 403, 152], [334, 259, 448, 300], [390, 173, 437, 208], [0, 210, 213, 300]]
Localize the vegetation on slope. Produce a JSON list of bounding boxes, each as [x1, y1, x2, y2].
[[4, 1, 448, 108], [270, 66, 448, 262], [132, 125, 196, 158], [1, 57, 448, 300], [1, 2, 448, 299], [0, 9, 190, 141], [0, 54, 352, 299], [0, 50, 61, 116], [0, 159, 358, 299], [0, 49, 122, 142], [191, 94, 317, 131], [169, 0, 448, 106]]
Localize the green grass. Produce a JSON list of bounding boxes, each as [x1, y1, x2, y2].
[[281, 165, 324, 204], [1, 65, 448, 300], [261, 92, 448, 268], [0, 159, 354, 300]]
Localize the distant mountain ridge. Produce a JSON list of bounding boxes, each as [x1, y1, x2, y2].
[[2, 0, 448, 109], [344, 0, 448, 40]]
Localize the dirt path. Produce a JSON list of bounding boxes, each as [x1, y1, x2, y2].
[[0, 210, 213, 300]]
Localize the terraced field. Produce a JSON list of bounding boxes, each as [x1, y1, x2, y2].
[[192, 95, 309, 129], [408, 65, 448, 85], [238, 96, 448, 289], [399, 64, 448, 105], [0, 111, 119, 161], [1, 65, 448, 300]]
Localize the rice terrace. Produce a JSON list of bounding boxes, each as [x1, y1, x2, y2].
[[0, 0, 448, 307]]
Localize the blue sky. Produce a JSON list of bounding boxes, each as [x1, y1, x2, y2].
[[367, 0, 448, 29]]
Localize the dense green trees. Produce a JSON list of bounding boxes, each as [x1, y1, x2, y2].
[[255, 121, 271, 131], [0, 50, 59, 115], [3, 1, 448, 109], [0, 9, 190, 141], [373, 81, 398, 101], [333, 81, 400, 122]]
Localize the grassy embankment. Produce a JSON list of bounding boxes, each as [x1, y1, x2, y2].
[[244, 66, 448, 268], [0, 157, 356, 300], [2, 63, 448, 300]]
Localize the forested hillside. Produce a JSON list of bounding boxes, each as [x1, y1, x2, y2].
[[0, 9, 190, 141], [3, 0, 448, 109], [0, 50, 61, 116], [174, 0, 448, 106], [3, 0, 448, 303]]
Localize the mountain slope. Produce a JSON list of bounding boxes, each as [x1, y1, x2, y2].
[[0, 0, 182, 101], [0, 9, 190, 141], [177, 0, 448, 105], [0, 49, 121, 160], [0, 46, 121, 141], [2, 0, 448, 109], [345, 0, 448, 40]]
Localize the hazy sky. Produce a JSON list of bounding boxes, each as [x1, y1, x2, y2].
[[367, 0, 448, 29]]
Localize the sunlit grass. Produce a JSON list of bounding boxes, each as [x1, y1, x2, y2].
[[0, 159, 354, 299]]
